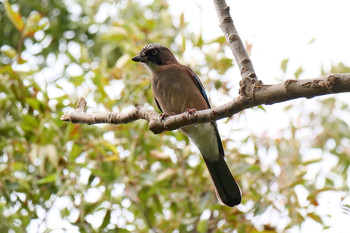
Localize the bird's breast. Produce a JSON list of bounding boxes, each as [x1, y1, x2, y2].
[[152, 69, 200, 114]]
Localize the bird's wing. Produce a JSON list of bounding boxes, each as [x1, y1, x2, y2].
[[184, 66, 225, 157], [183, 67, 241, 206], [154, 97, 163, 112], [184, 66, 211, 108]]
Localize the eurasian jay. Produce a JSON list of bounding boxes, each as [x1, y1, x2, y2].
[[132, 43, 241, 207]]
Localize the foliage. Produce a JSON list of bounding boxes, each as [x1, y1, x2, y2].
[[0, 0, 349, 232]]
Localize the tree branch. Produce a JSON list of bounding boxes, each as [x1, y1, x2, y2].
[[61, 74, 350, 134], [61, 0, 350, 134], [60, 97, 158, 126], [212, 0, 257, 80]]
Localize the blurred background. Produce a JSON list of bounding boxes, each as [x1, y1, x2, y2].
[[0, 0, 349, 232]]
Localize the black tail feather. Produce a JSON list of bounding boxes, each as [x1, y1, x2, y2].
[[204, 157, 241, 207]]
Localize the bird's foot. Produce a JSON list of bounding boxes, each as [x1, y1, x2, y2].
[[186, 108, 197, 116], [159, 113, 170, 121]]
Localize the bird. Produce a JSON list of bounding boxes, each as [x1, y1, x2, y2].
[[132, 43, 241, 207]]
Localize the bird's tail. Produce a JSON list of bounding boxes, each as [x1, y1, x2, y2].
[[203, 156, 241, 207]]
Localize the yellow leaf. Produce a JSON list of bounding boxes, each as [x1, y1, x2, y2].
[[104, 155, 119, 162], [156, 168, 176, 182], [23, 11, 47, 37], [115, 54, 130, 69], [99, 27, 127, 41], [150, 150, 171, 160], [4, 0, 24, 32], [0, 45, 17, 58]]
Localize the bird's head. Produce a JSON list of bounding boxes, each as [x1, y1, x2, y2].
[[132, 43, 177, 70]]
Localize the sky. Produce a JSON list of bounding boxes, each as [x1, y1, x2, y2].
[[170, 0, 350, 139], [26, 0, 350, 232], [171, 0, 350, 82]]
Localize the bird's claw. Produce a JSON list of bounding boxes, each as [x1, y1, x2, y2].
[[186, 108, 197, 116], [159, 113, 170, 121]]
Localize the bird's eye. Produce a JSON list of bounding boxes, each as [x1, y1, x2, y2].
[[151, 50, 158, 56]]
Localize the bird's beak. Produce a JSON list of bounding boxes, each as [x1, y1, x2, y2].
[[131, 55, 147, 63]]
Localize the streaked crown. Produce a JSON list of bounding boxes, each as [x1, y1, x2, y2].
[[133, 43, 177, 65]]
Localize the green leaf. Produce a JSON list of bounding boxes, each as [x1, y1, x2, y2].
[[209, 36, 226, 44], [21, 114, 39, 131], [100, 209, 111, 229], [217, 57, 233, 74], [257, 105, 266, 112], [196, 220, 208, 233], [280, 58, 289, 73], [25, 97, 41, 111], [37, 174, 56, 184], [308, 213, 323, 225], [302, 158, 322, 165], [308, 38, 316, 45], [294, 67, 303, 79], [0, 46, 17, 58], [196, 33, 204, 48]]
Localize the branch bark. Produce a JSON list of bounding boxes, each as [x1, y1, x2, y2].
[[213, 0, 257, 80], [61, 74, 350, 134]]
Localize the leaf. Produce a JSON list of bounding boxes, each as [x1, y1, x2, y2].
[[100, 209, 111, 229], [23, 11, 47, 37], [25, 97, 41, 110], [103, 155, 119, 162], [308, 38, 316, 45], [294, 67, 303, 79], [37, 174, 56, 184], [0, 46, 17, 58], [214, 80, 222, 89], [156, 168, 176, 182], [21, 114, 39, 132], [257, 105, 266, 112], [99, 27, 127, 41], [280, 58, 289, 73], [209, 36, 226, 44], [4, 0, 24, 32], [150, 150, 170, 160], [115, 54, 130, 69], [308, 213, 323, 225], [196, 33, 204, 48], [179, 12, 185, 27], [302, 158, 322, 165], [283, 104, 293, 111], [196, 220, 208, 233], [217, 57, 233, 74]]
